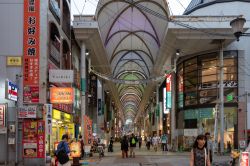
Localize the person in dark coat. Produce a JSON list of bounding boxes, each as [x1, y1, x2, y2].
[[121, 135, 129, 158]]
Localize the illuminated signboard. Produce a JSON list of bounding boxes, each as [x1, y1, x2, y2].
[[5, 80, 18, 101], [50, 87, 74, 104]]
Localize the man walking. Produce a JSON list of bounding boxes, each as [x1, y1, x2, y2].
[[161, 133, 168, 151], [129, 133, 137, 157]]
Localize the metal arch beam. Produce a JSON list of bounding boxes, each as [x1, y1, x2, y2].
[[105, 30, 160, 47], [113, 58, 150, 77], [120, 93, 141, 102], [122, 100, 140, 107], [118, 85, 144, 96], [110, 33, 153, 64], [117, 72, 145, 81], [116, 70, 147, 79], [97, 0, 169, 43], [117, 84, 145, 96], [110, 49, 154, 66], [119, 87, 143, 98], [113, 60, 150, 77]]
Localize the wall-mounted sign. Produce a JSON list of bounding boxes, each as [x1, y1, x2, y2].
[[7, 56, 22, 66], [0, 104, 6, 127], [5, 80, 18, 101], [52, 109, 61, 120], [22, 120, 45, 158], [49, 69, 74, 83], [184, 129, 198, 137], [23, 0, 40, 104], [19, 106, 37, 118], [50, 87, 74, 104], [44, 104, 52, 135]]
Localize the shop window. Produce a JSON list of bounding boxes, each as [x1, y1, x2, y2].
[[62, 0, 70, 38], [49, 23, 61, 67], [62, 40, 70, 69], [185, 119, 197, 128]]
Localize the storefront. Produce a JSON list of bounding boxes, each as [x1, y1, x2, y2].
[[50, 109, 74, 153], [176, 50, 238, 149]]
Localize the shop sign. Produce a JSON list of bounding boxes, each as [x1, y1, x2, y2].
[[184, 108, 213, 120], [7, 56, 22, 66], [44, 104, 52, 135], [50, 87, 74, 104], [53, 103, 72, 114], [63, 113, 71, 122], [49, 69, 74, 83], [74, 88, 80, 110], [0, 104, 6, 128], [23, 0, 40, 104], [184, 129, 198, 137], [53, 109, 61, 120], [18, 105, 37, 118], [23, 120, 45, 158], [5, 80, 18, 101]]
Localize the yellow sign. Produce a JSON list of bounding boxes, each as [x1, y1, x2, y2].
[[64, 113, 71, 122], [53, 109, 61, 120], [7, 56, 22, 66]]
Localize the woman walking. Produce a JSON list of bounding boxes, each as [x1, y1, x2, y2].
[[190, 135, 211, 166], [121, 135, 129, 158]]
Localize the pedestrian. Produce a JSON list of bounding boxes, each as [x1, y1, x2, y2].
[[120, 135, 129, 158], [129, 133, 137, 157], [138, 135, 142, 149], [56, 134, 71, 166], [79, 135, 84, 159], [205, 132, 213, 163], [227, 141, 232, 153], [146, 135, 151, 150], [108, 137, 114, 152], [190, 135, 211, 166], [161, 133, 168, 151], [152, 134, 159, 152]]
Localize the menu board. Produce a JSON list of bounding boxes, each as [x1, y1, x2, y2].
[[23, 120, 45, 158], [70, 142, 81, 157]]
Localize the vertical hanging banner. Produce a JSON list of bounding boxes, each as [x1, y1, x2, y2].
[[83, 116, 92, 145], [166, 74, 172, 108], [44, 104, 52, 135], [23, 0, 40, 104]]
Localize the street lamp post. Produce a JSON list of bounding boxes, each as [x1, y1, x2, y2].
[[230, 17, 250, 41]]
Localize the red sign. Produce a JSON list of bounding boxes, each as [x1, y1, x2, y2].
[[241, 152, 249, 166], [83, 116, 92, 145], [166, 74, 172, 92], [23, 120, 45, 158], [23, 0, 40, 103], [53, 103, 73, 114], [37, 121, 45, 158]]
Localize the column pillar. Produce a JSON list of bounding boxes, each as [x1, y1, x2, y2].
[[156, 86, 159, 136], [80, 42, 86, 138]]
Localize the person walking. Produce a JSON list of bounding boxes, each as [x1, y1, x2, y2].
[[190, 135, 211, 166], [129, 133, 137, 157], [152, 134, 159, 152], [146, 135, 151, 150], [79, 135, 84, 159], [121, 135, 129, 158], [138, 135, 142, 149], [161, 133, 168, 151], [205, 132, 213, 164], [56, 134, 71, 166]]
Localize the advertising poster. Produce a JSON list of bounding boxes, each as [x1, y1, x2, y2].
[[23, 0, 40, 104], [70, 142, 81, 157], [23, 120, 45, 158], [18, 105, 37, 118], [83, 115, 92, 145]]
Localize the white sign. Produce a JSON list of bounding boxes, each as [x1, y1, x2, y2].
[[0, 127, 7, 134], [19, 106, 37, 118], [184, 129, 198, 137], [44, 104, 52, 135], [49, 69, 74, 83], [5, 80, 18, 101], [240, 140, 247, 149]]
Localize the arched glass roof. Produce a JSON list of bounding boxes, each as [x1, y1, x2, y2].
[[96, 0, 169, 121]]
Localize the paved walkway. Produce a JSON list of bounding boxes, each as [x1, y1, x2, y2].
[[76, 143, 231, 166]]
